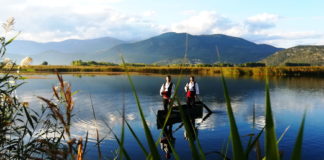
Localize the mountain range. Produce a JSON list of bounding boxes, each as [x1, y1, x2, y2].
[[94, 32, 282, 64], [5, 32, 283, 65], [6, 37, 124, 64]]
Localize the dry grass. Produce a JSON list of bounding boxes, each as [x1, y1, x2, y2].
[[2, 65, 324, 77]]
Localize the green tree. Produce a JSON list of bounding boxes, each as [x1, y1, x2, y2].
[[41, 61, 48, 65]]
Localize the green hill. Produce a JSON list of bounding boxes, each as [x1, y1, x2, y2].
[[94, 32, 282, 64], [261, 45, 324, 66]]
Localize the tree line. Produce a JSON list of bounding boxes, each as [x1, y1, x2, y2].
[[71, 60, 314, 67]]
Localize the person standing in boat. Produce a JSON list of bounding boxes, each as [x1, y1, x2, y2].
[[184, 76, 199, 107], [160, 75, 175, 110]]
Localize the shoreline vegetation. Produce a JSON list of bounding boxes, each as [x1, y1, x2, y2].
[[2, 65, 324, 77]]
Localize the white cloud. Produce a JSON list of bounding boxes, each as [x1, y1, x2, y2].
[[237, 13, 324, 47], [242, 30, 324, 47], [246, 13, 279, 23], [274, 31, 322, 39], [244, 13, 280, 32], [169, 12, 283, 40], [142, 10, 156, 17], [1, 0, 324, 48], [1, 0, 160, 42], [181, 10, 198, 16], [170, 11, 234, 35], [315, 39, 324, 45]]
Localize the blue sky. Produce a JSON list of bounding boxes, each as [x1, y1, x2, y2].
[[1, 0, 323, 47]]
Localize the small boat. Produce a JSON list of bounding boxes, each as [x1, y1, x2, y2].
[[156, 101, 211, 129]]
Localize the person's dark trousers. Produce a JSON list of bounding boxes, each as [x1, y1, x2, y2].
[[163, 125, 173, 138], [163, 98, 170, 110], [186, 97, 195, 107]]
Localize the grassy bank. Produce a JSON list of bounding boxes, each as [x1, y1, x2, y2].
[[2, 65, 324, 77]]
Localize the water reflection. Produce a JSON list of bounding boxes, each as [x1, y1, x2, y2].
[[14, 74, 324, 159], [156, 101, 212, 159], [160, 123, 175, 159]]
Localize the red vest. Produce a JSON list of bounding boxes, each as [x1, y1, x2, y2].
[[186, 82, 196, 98], [162, 82, 173, 99]]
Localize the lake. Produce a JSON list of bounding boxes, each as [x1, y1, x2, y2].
[[16, 74, 324, 159]]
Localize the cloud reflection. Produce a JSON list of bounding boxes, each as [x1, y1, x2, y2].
[[247, 115, 266, 130], [72, 119, 114, 141]]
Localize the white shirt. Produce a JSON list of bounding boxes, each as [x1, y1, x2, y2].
[[160, 82, 175, 97], [184, 82, 199, 95]]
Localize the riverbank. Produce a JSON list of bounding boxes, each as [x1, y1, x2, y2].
[[2, 65, 324, 77]]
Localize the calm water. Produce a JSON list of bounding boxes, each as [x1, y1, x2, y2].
[[16, 74, 324, 159]]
